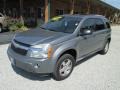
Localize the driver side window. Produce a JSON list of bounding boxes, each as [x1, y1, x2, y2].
[[80, 18, 95, 33]]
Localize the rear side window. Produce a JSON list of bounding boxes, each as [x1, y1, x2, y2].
[[95, 19, 105, 31]]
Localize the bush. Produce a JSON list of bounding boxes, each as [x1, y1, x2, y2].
[[20, 26, 29, 31], [9, 25, 19, 32], [9, 24, 28, 32], [7, 18, 28, 32], [16, 22, 24, 28]]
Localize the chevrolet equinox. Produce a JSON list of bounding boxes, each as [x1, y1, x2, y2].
[[7, 15, 111, 81]]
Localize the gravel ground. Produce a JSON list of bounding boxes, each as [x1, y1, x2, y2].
[[0, 32, 15, 44], [0, 26, 120, 90]]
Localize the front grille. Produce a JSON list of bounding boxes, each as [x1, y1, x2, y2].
[[11, 42, 28, 55]]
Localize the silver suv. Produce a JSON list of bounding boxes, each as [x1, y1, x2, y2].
[[7, 15, 111, 81]]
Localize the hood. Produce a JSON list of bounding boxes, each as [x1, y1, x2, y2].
[[14, 28, 69, 45]]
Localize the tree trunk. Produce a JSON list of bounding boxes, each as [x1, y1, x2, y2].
[[70, 0, 74, 15], [87, 0, 91, 14], [3, 0, 6, 15], [20, 0, 24, 25]]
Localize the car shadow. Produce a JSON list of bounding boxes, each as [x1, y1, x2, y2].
[[75, 53, 98, 66], [12, 65, 52, 81]]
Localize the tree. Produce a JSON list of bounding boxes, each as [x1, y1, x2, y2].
[[86, 0, 91, 14], [19, 0, 24, 25]]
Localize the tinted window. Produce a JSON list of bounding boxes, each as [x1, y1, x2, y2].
[[41, 16, 82, 33], [95, 19, 105, 31], [81, 18, 95, 32]]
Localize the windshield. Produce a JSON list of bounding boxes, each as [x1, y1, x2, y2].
[[41, 16, 82, 33]]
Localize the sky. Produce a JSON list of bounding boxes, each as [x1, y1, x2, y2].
[[101, 0, 120, 9]]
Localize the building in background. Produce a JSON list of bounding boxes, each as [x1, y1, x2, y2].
[[0, 0, 120, 27]]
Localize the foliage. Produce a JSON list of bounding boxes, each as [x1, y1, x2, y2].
[[6, 17, 29, 32]]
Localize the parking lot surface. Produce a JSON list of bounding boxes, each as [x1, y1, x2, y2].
[[0, 32, 15, 44], [0, 26, 120, 90]]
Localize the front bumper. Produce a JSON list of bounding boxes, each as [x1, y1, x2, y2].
[[7, 47, 54, 74]]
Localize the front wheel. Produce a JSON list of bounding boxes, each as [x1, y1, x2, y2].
[[53, 54, 75, 81], [99, 41, 110, 55]]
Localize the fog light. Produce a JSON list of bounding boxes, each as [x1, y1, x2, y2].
[[34, 64, 40, 69]]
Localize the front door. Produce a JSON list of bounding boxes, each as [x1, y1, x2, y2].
[[77, 18, 96, 59]]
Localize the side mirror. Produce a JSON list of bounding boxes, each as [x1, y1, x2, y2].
[[81, 29, 92, 36]]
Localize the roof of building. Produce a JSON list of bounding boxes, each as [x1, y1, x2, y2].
[[99, 0, 120, 11]]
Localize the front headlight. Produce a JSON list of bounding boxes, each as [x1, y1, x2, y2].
[[27, 44, 53, 59]]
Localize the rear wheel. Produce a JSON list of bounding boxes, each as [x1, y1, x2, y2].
[[99, 41, 110, 55], [53, 54, 75, 81]]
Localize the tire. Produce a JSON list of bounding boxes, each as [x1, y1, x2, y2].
[[99, 41, 110, 55], [0, 24, 2, 33], [53, 54, 75, 81]]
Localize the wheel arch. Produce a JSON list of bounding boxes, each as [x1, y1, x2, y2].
[[58, 49, 77, 60], [52, 48, 77, 65]]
